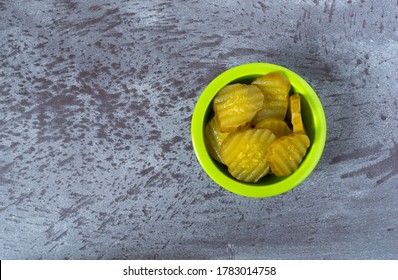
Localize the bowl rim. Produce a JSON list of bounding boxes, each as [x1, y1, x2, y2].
[[191, 62, 327, 198]]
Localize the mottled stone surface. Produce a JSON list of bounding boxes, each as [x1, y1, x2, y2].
[[1, 0, 398, 259]]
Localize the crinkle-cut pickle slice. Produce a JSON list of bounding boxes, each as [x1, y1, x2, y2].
[[204, 116, 230, 163], [251, 72, 291, 125], [267, 133, 310, 177], [255, 117, 292, 138], [221, 128, 277, 183], [290, 93, 306, 135], [213, 83, 264, 132]]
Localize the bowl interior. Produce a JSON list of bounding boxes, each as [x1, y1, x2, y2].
[[192, 63, 326, 198]]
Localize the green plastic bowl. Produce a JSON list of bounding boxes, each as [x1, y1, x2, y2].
[[191, 62, 326, 198]]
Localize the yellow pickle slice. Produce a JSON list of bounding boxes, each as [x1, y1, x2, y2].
[[251, 72, 291, 125], [213, 83, 264, 132], [289, 93, 306, 135], [266, 133, 310, 176], [204, 116, 230, 163], [221, 128, 276, 183], [255, 117, 292, 138]]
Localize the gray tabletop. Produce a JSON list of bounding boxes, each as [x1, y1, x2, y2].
[[1, 0, 398, 260]]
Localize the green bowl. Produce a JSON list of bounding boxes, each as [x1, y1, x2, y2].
[[191, 62, 326, 198]]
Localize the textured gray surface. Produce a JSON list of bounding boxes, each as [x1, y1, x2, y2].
[[1, 0, 398, 260]]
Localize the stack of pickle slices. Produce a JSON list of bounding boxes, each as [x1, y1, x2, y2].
[[205, 72, 310, 183]]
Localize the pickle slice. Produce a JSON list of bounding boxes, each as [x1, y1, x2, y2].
[[255, 117, 292, 138], [267, 133, 310, 176], [204, 116, 230, 163], [221, 128, 276, 183], [289, 93, 306, 134], [213, 84, 264, 132], [251, 72, 291, 125]]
